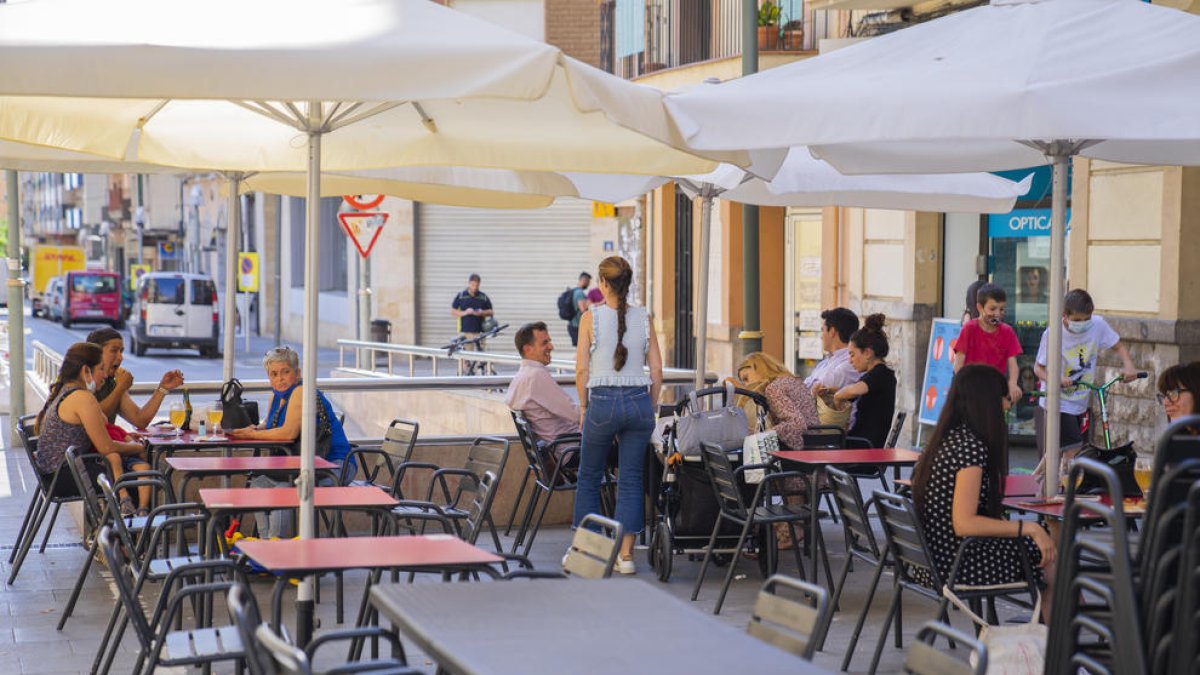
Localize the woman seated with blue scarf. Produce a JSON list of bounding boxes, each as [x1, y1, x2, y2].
[[229, 345, 352, 538]]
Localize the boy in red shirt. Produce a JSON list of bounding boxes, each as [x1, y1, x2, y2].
[[953, 282, 1023, 403]]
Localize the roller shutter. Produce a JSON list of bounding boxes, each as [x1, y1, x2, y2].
[[417, 199, 594, 352]]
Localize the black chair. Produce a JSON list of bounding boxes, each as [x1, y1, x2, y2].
[[1166, 480, 1200, 674], [508, 411, 583, 555], [746, 574, 831, 661], [338, 418, 419, 488], [97, 525, 247, 675], [691, 441, 820, 615], [904, 622, 986, 675], [826, 467, 888, 648], [885, 411, 908, 449], [801, 424, 846, 449], [7, 414, 87, 584]]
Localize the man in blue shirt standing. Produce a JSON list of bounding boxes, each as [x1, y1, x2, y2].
[[568, 272, 591, 346], [451, 273, 494, 351]]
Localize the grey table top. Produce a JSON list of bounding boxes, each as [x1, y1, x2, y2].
[[370, 579, 830, 675]]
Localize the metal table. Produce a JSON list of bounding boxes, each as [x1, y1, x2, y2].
[[370, 579, 829, 675]]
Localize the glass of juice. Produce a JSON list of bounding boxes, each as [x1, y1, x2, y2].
[[1135, 455, 1153, 502], [169, 402, 187, 436], [208, 404, 224, 437]]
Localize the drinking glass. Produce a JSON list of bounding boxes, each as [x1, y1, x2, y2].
[[1135, 456, 1153, 502], [207, 403, 223, 437], [169, 402, 186, 436]]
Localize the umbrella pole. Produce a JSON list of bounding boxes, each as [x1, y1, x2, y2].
[[297, 101, 323, 646], [1041, 145, 1071, 497], [694, 186, 714, 390], [222, 173, 241, 382], [6, 170, 25, 445]]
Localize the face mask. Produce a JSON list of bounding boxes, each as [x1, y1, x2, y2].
[[1066, 319, 1093, 334], [985, 314, 1002, 327], [84, 369, 97, 393]]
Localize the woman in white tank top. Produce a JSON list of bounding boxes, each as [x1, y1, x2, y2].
[[573, 256, 663, 574]]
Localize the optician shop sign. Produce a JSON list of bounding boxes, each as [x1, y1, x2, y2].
[[987, 208, 1071, 238]]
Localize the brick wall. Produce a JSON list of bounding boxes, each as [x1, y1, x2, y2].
[[545, 0, 602, 68]]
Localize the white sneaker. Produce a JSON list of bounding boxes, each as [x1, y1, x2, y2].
[[562, 550, 571, 567], [615, 555, 636, 575]]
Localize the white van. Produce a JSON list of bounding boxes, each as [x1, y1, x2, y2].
[[129, 272, 220, 357]]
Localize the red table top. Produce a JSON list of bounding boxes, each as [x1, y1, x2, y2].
[[1004, 474, 1041, 497], [235, 535, 502, 573], [200, 486, 398, 510], [142, 430, 291, 448], [771, 448, 921, 466], [166, 456, 336, 473], [1002, 494, 1147, 520]]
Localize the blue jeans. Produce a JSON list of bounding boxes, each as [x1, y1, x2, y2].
[[573, 386, 655, 535]]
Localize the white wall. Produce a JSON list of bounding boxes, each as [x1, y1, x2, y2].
[[449, 0, 544, 41], [943, 212, 980, 318]]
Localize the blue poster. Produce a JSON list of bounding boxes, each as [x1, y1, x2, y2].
[[919, 319, 963, 426]]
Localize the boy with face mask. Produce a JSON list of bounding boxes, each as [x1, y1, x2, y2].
[[1033, 289, 1137, 455], [953, 283, 1024, 404]]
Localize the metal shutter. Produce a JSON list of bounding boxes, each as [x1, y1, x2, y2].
[[417, 199, 594, 352]]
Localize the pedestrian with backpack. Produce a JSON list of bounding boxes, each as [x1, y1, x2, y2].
[[559, 271, 592, 346]]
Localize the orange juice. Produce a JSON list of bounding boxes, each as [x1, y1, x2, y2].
[[169, 408, 186, 429], [207, 408, 223, 427]]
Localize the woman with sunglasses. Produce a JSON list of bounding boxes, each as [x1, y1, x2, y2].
[[1157, 362, 1200, 423]]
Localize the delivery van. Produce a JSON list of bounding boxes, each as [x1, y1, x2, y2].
[[30, 245, 86, 317], [61, 271, 122, 329], [129, 272, 219, 357]]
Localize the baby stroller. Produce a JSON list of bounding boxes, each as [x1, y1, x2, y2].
[[647, 384, 778, 582]]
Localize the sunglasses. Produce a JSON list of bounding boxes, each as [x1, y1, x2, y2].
[[1157, 388, 1189, 405]]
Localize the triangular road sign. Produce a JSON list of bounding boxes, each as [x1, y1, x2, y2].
[[337, 211, 389, 258]]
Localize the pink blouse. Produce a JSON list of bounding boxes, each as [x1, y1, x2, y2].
[[765, 375, 820, 450]]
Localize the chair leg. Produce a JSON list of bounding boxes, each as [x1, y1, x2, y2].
[[690, 516, 725, 602], [868, 586, 904, 675], [8, 491, 42, 564], [57, 538, 98, 630], [92, 600, 123, 675], [787, 523, 807, 582], [830, 554, 854, 614], [8, 492, 53, 584], [510, 485, 541, 553], [38, 502, 63, 553], [823, 492, 840, 524], [522, 486, 558, 558], [894, 574, 904, 648], [713, 518, 756, 615], [504, 469, 532, 537], [841, 555, 888, 672]]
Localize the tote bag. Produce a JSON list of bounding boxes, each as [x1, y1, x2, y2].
[[675, 382, 748, 458], [742, 430, 780, 484], [943, 586, 1046, 675]]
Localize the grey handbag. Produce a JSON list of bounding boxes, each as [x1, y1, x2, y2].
[[675, 382, 749, 458]]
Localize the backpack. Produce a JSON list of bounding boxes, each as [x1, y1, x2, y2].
[[556, 287, 576, 321]]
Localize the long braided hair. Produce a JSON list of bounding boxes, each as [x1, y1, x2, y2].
[[36, 342, 102, 433], [598, 256, 633, 372]]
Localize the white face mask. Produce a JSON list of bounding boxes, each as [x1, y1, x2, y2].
[[83, 368, 97, 393], [1066, 319, 1093, 335]]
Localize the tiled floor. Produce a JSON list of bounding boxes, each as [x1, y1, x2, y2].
[[0, 429, 1041, 674]]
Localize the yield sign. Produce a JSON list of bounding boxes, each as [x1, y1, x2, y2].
[[337, 211, 389, 258]]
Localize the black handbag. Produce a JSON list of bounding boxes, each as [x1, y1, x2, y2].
[[1075, 442, 1142, 498], [221, 379, 255, 430]]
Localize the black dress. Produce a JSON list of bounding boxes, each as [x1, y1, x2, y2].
[[847, 363, 896, 448], [913, 424, 1042, 588]]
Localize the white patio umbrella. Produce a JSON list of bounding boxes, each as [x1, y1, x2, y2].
[[658, 0, 1200, 495], [0, 0, 736, 644]]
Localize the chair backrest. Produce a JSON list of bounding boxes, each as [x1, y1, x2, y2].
[[463, 436, 509, 484], [255, 624, 312, 675], [905, 621, 986, 675], [701, 441, 750, 520], [66, 447, 108, 533], [873, 490, 941, 590], [15, 419, 48, 491], [382, 418, 420, 462], [347, 418, 421, 486], [510, 411, 549, 482], [96, 525, 155, 651], [885, 411, 908, 449], [746, 574, 830, 661], [826, 467, 881, 560], [227, 583, 274, 675], [17, 413, 37, 441], [563, 513, 622, 579], [801, 424, 846, 449], [458, 471, 500, 545], [96, 473, 140, 558]]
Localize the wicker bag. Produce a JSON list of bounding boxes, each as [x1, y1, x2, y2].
[[815, 392, 851, 429]]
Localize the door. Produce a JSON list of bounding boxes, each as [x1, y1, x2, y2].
[[785, 211, 823, 376]]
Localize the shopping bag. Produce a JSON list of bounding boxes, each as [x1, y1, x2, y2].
[[943, 585, 1046, 675], [742, 430, 780, 484]]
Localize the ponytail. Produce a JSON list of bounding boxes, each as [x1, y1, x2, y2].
[[36, 342, 102, 433], [598, 256, 634, 372]]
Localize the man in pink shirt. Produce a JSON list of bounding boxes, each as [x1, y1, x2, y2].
[[505, 322, 580, 442], [953, 282, 1024, 403]]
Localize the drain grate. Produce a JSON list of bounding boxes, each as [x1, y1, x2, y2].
[[0, 542, 84, 550]]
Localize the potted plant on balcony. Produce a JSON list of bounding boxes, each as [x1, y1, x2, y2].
[[757, 0, 780, 50], [782, 18, 804, 51]]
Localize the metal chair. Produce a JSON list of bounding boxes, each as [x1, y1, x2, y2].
[[825, 466, 888, 648], [885, 411, 908, 449], [508, 411, 583, 555], [339, 418, 419, 488], [801, 424, 846, 449], [1167, 480, 1200, 674], [96, 525, 247, 675], [904, 622, 986, 675], [562, 513, 623, 579], [746, 574, 831, 661], [691, 441, 819, 615]]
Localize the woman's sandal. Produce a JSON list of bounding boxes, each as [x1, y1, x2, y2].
[[119, 498, 136, 517]]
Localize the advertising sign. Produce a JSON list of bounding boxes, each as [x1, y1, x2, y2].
[[919, 318, 964, 427], [158, 241, 180, 260], [129, 263, 151, 290], [238, 253, 259, 293], [987, 208, 1071, 239]]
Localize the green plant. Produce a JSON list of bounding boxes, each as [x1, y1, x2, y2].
[[757, 0, 780, 27]]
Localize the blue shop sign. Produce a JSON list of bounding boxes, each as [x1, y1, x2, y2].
[[987, 208, 1071, 238]]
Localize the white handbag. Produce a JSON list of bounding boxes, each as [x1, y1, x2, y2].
[[942, 585, 1046, 675], [742, 430, 779, 484]]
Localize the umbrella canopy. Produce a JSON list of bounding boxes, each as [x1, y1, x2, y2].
[[656, 0, 1200, 495]]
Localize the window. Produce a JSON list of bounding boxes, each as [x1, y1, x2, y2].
[[191, 279, 216, 306], [70, 274, 116, 294], [289, 197, 348, 292], [146, 277, 185, 304]]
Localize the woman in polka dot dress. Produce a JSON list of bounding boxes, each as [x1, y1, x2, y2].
[[910, 364, 1056, 619]]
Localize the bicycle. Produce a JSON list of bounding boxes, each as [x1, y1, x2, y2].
[[442, 322, 509, 376]]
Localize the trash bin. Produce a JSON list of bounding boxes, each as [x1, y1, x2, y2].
[[370, 319, 392, 344]]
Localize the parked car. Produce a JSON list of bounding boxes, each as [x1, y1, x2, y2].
[[44, 275, 66, 322], [129, 272, 220, 357], [60, 270, 123, 329]]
